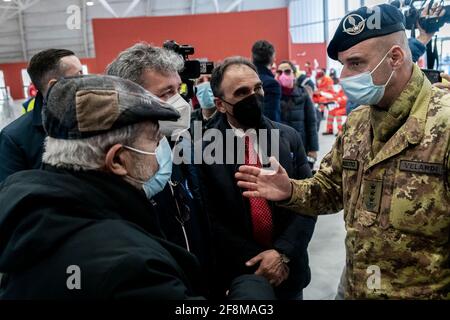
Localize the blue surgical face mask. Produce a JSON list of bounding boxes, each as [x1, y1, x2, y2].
[[196, 82, 216, 110], [123, 137, 173, 198], [340, 50, 395, 106]]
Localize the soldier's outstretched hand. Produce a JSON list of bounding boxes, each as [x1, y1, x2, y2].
[[235, 157, 292, 202]]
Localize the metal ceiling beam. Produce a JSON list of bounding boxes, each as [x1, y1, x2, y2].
[[122, 0, 141, 17], [224, 0, 242, 13], [146, 0, 153, 16], [17, 7, 27, 60], [0, 0, 40, 24], [98, 0, 118, 17], [212, 0, 219, 13], [81, 0, 89, 57]]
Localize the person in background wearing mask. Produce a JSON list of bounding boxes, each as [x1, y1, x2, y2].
[[198, 57, 316, 300], [236, 4, 450, 299], [314, 68, 336, 123], [191, 81, 217, 131], [191, 75, 211, 109], [106, 43, 213, 296], [276, 60, 319, 169], [322, 82, 348, 137], [0, 49, 83, 183], [315, 69, 335, 94], [329, 68, 339, 85], [0, 75, 276, 300], [304, 61, 313, 78], [251, 40, 282, 122]]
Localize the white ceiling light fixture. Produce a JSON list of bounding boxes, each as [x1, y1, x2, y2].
[[86, 1, 94, 6]]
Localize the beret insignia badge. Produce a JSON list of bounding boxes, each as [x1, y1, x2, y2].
[[343, 14, 366, 35]]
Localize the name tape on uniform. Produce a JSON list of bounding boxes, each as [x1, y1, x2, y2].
[[399, 160, 444, 176]]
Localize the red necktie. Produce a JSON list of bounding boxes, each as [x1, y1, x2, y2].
[[244, 136, 273, 247]]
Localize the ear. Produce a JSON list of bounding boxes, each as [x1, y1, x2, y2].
[[215, 97, 227, 114], [390, 46, 405, 70], [105, 144, 128, 176], [47, 78, 58, 89]]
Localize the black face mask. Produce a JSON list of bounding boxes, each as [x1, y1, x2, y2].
[[223, 94, 263, 128]]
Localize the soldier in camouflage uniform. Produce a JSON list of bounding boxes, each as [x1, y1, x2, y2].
[[235, 4, 450, 299]]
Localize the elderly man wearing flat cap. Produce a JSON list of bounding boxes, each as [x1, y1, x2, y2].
[[236, 4, 450, 299], [0, 75, 275, 300]]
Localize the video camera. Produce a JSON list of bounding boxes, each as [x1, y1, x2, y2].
[[390, 0, 450, 34], [163, 40, 214, 100]]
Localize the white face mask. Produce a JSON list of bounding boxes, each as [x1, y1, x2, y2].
[[340, 50, 395, 106], [159, 94, 191, 137]]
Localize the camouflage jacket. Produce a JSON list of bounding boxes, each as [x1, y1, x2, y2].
[[280, 65, 450, 299]]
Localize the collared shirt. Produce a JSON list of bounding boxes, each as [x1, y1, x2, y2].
[[227, 121, 264, 164]]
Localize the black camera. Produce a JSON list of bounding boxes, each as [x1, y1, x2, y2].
[[391, 0, 450, 34], [163, 40, 214, 100]]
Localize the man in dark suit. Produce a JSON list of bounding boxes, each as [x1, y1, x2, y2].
[[197, 57, 316, 300], [252, 40, 282, 122], [0, 49, 83, 183]]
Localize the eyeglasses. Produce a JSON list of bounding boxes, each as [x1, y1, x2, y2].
[[276, 69, 292, 76]]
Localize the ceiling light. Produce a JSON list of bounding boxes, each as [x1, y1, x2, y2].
[[86, 1, 94, 6]]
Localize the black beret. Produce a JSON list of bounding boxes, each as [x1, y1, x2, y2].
[[43, 75, 180, 139], [327, 4, 406, 60]]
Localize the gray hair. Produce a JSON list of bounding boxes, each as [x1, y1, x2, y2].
[[42, 122, 158, 171], [105, 42, 184, 86]]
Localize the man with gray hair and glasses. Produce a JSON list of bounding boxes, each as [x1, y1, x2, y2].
[[0, 75, 275, 300], [106, 43, 214, 297]]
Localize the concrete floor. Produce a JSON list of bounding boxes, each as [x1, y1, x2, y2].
[[303, 119, 347, 300]]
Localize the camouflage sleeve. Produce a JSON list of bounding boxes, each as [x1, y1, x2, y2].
[[447, 147, 450, 186], [278, 131, 344, 216]]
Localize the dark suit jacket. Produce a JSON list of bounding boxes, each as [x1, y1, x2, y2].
[[197, 114, 316, 298], [0, 93, 46, 183]]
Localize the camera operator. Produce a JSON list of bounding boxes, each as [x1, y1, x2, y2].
[[404, 2, 446, 62]]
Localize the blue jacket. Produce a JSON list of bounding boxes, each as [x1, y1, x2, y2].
[[280, 86, 319, 153], [255, 63, 281, 122], [0, 93, 46, 183]]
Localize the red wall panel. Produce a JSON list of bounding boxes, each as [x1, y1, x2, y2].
[[0, 62, 28, 100], [0, 58, 99, 100], [290, 42, 328, 71], [93, 8, 291, 73]]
